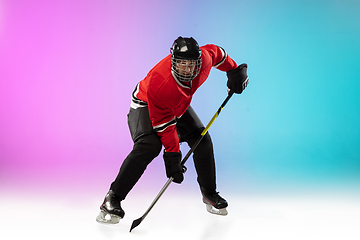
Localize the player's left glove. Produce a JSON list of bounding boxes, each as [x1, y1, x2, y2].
[[226, 63, 249, 94]]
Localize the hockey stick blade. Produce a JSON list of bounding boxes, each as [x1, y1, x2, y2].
[[130, 217, 143, 232], [129, 177, 174, 232]]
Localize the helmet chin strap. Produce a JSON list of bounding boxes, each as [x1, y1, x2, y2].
[[171, 69, 192, 89]]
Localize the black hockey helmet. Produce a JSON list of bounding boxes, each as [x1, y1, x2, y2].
[[170, 37, 202, 83]]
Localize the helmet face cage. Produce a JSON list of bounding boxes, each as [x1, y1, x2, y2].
[[171, 57, 202, 83], [170, 37, 202, 83]]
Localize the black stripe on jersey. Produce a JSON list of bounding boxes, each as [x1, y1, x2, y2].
[[153, 118, 177, 132], [213, 46, 227, 68], [132, 97, 147, 106]]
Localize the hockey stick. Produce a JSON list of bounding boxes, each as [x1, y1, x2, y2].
[[130, 89, 235, 232]]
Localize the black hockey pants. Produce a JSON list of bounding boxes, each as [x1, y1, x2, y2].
[[110, 106, 217, 200]]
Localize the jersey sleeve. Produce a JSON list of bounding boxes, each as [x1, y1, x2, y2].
[[202, 44, 238, 71], [147, 85, 180, 153]]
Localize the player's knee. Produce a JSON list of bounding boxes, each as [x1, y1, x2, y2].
[[200, 132, 213, 147], [135, 134, 162, 159]]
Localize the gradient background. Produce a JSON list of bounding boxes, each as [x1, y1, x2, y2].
[[0, 0, 360, 235]]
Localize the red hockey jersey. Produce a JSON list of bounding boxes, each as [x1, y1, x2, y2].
[[131, 44, 238, 152]]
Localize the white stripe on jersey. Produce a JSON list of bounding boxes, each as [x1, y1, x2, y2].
[[153, 117, 177, 132], [130, 100, 147, 109], [213, 47, 227, 69]]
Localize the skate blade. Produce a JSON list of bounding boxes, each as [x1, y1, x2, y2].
[[206, 204, 228, 216], [96, 210, 121, 224]]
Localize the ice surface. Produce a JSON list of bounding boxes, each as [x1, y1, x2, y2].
[[1, 190, 359, 240]]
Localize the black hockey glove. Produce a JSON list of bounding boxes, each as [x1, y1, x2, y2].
[[226, 63, 249, 94], [163, 151, 185, 184]]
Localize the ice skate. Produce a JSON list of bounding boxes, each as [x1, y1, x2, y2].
[[201, 188, 228, 216], [96, 190, 125, 224]]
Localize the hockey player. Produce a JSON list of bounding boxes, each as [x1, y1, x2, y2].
[[96, 36, 249, 224]]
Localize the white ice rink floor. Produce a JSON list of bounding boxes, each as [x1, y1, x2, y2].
[[1, 187, 359, 240]]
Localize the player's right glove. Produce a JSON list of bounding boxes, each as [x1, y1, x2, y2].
[[226, 63, 249, 94], [163, 151, 185, 184]]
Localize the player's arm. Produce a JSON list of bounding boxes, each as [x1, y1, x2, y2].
[[202, 44, 238, 71], [203, 44, 249, 94], [147, 93, 184, 183], [147, 92, 180, 153]]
